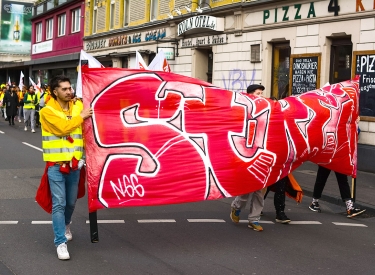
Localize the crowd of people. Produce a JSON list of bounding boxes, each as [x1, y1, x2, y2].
[[0, 82, 51, 132]]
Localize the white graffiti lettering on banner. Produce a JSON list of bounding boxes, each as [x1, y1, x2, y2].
[[110, 174, 145, 202]]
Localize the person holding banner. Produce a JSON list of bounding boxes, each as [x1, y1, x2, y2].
[[39, 75, 92, 260], [230, 84, 266, 232]]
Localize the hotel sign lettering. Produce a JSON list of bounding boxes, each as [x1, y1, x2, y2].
[[178, 16, 224, 36]]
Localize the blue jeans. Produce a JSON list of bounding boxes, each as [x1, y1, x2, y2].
[[48, 165, 80, 246]]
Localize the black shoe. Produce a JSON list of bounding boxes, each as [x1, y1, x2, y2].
[[12, 121, 15, 125], [309, 201, 321, 212], [347, 207, 366, 218], [276, 212, 291, 223]]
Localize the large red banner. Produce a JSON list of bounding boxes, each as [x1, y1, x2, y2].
[[82, 67, 359, 213]]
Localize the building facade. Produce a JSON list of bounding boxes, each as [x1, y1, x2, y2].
[[26, 0, 84, 88], [0, 0, 33, 84], [83, 0, 375, 172]]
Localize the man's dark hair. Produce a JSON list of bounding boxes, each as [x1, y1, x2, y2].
[[49, 75, 71, 100]]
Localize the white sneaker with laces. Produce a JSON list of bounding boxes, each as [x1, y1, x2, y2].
[[65, 224, 72, 241], [56, 243, 70, 260], [24, 126, 27, 131]]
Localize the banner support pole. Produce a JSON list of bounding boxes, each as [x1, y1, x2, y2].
[[351, 177, 356, 202], [89, 211, 99, 243]]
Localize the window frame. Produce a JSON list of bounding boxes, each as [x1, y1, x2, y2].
[[150, 0, 158, 21], [110, 0, 115, 30], [45, 18, 53, 40], [71, 8, 81, 33], [57, 13, 66, 37], [36, 22, 42, 42], [93, 6, 97, 34], [123, 0, 129, 27]]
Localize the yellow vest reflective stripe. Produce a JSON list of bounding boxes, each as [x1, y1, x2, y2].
[[24, 94, 37, 109], [42, 105, 83, 162]]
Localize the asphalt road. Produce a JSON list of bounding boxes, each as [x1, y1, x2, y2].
[[0, 120, 374, 275]]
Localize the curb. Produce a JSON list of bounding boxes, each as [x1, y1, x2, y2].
[[302, 189, 375, 217]]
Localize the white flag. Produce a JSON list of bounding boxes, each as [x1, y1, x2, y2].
[[148, 50, 171, 72], [135, 51, 148, 70], [8, 77, 11, 86], [37, 76, 41, 88], [19, 71, 24, 90], [76, 49, 104, 98], [29, 77, 40, 92]]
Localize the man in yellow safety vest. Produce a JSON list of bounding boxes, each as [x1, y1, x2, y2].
[[40, 75, 92, 260]]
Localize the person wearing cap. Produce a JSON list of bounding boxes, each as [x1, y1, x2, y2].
[[230, 84, 266, 232], [3, 85, 19, 125]]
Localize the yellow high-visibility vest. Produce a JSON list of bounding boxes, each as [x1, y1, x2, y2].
[[42, 105, 83, 162], [23, 93, 38, 109]]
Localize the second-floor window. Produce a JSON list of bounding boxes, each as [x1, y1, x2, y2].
[[72, 8, 81, 33], [110, 0, 115, 29], [36, 22, 42, 42], [150, 0, 158, 21], [58, 13, 66, 36], [46, 18, 53, 40], [93, 6, 97, 34], [123, 0, 129, 27]]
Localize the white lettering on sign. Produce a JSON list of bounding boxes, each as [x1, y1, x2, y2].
[[178, 16, 223, 36], [181, 34, 227, 48]]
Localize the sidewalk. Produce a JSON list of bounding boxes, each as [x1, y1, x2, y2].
[[294, 162, 375, 214]]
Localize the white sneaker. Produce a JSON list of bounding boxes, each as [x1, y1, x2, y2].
[[24, 126, 27, 131], [18, 119, 21, 123], [31, 129, 35, 133], [65, 224, 72, 241], [56, 243, 70, 260]]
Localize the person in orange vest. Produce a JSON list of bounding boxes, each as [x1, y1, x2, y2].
[[39, 75, 92, 260]]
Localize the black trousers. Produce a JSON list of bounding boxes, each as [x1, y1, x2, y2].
[[272, 177, 287, 213], [313, 165, 351, 201]]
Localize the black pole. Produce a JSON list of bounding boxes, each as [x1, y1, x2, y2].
[[89, 211, 99, 243], [351, 177, 356, 202]]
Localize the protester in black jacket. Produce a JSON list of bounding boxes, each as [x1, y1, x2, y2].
[[3, 85, 19, 125]]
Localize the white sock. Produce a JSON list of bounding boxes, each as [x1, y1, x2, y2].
[[312, 198, 319, 203], [345, 199, 353, 210]]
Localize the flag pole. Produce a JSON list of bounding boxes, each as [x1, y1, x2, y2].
[[351, 177, 356, 202]]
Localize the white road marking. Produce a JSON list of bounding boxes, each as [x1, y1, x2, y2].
[[22, 142, 43, 152], [32, 221, 52, 224], [289, 221, 322, 225], [86, 220, 125, 224], [188, 219, 226, 223], [0, 221, 18, 224], [239, 220, 274, 224], [296, 170, 317, 176], [138, 219, 176, 223], [332, 222, 367, 227], [0, 130, 4, 134]]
